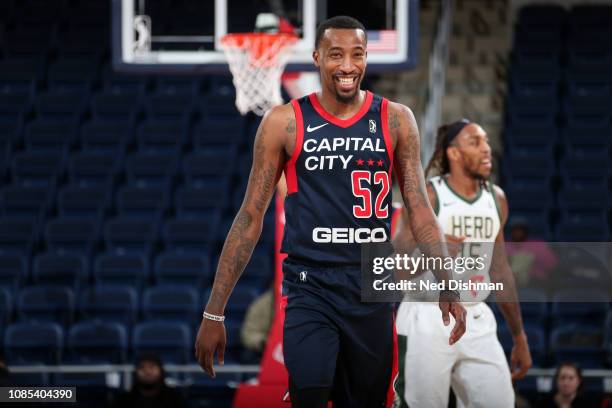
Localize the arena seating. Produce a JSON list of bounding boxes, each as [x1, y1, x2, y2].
[[0, 0, 275, 393]]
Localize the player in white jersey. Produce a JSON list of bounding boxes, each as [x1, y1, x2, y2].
[[393, 120, 532, 408]]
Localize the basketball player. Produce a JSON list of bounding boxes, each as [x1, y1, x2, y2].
[[195, 16, 467, 407], [393, 120, 533, 408]]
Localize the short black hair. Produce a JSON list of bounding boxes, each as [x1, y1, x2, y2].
[[315, 16, 366, 49]]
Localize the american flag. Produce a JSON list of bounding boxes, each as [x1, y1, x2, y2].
[[367, 30, 398, 52]]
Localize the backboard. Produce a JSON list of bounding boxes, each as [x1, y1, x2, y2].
[[112, 0, 419, 74]]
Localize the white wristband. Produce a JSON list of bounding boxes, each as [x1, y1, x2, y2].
[[203, 311, 225, 322]]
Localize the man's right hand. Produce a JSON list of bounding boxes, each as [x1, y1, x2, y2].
[[195, 317, 226, 378], [439, 290, 466, 345]]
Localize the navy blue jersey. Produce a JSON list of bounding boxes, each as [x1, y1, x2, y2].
[[281, 91, 394, 265]]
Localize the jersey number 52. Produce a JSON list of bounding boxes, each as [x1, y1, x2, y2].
[[351, 170, 390, 219]]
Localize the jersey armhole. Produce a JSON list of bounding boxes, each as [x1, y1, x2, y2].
[[429, 180, 440, 216], [285, 99, 304, 195], [489, 180, 502, 220], [380, 98, 393, 168]]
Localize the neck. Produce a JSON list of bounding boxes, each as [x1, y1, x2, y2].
[[446, 171, 481, 199], [316, 89, 365, 119]]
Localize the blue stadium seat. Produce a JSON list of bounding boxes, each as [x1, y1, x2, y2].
[[564, 107, 609, 127], [145, 91, 195, 120], [506, 210, 551, 240], [4, 321, 63, 364], [175, 182, 229, 216], [0, 217, 38, 255], [93, 252, 148, 289], [518, 288, 548, 326], [34, 90, 86, 121], [163, 216, 220, 251], [200, 92, 241, 119], [101, 66, 147, 96], [67, 320, 128, 363], [142, 286, 200, 327], [24, 119, 77, 154], [0, 119, 22, 148], [58, 184, 109, 218], [47, 57, 97, 93], [80, 120, 131, 155], [104, 217, 157, 253], [193, 119, 244, 151], [12, 151, 64, 186], [183, 151, 235, 184], [116, 184, 168, 220], [241, 251, 273, 289], [552, 290, 609, 327], [0, 253, 25, 291], [549, 324, 605, 368], [502, 148, 555, 180], [45, 217, 99, 254], [91, 91, 140, 122], [68, 152, 119, 187], [556, 210, 609, 241], [78, 285, 138, 325], [558, 182, 608, 211], [1, 185, 51, 220], [0, 89, 31, 120], [126, 152, 177, 187], [32, 253, 87, 292], [561, 123, 611, 149], [137, 119, 187, 153], [518, 5, 566, 27], [566, 78, 612, 107], [504, 182, 553, 211], [17, 285, 74, 327], [132, 320, 191, 364], [0, 287, 13, 329], [0, 57, 44, 92], [155, 76, 201, 96], [154, 250, 211, 288]]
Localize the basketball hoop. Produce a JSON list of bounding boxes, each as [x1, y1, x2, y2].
[[220, 33, 297, 116]]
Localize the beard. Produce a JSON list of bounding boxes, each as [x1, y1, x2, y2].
[[327, 75, 362, 104], [334, 86, 359, 103]]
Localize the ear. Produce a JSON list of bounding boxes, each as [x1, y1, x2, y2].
[[446, 146, 460, 162], [312, 50, 320, 68]]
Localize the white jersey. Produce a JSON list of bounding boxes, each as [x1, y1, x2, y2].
[[431, 175, 501, 302], [403, 176, 501, 303]]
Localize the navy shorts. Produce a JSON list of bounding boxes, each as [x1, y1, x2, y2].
[[282, 258, 397, 408]]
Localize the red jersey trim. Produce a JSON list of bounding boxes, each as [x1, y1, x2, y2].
[[381, 98, 394, 175], [308, 90, 373, 128], [285, 99, 304, 195]]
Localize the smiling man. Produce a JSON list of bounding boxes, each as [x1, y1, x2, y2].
[[195, 16, 466, 408]]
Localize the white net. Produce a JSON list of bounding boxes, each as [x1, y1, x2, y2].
[[221, 33, 297, 116]]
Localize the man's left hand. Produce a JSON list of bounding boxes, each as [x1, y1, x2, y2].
[[510, 331, 532, 380]]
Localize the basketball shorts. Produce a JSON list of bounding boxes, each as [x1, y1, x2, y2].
[[282, 258, 398, 408]]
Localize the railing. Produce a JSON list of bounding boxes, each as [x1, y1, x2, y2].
[[7, 364, 612, 392], [9, 364, 260, 390]]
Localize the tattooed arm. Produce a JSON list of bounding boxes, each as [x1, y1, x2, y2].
[[490, 185, 532, 379], [389, 102, 451, 282], [389, 101, 466, 344], [196, 104, 292, 376]]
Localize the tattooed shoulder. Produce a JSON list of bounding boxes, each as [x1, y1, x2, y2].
[[388, 111, 401, 131], [285, 118, 296, 135]]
